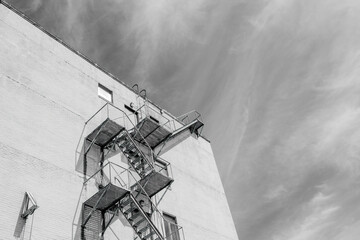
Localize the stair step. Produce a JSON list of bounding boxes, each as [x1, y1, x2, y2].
[[116, 136, 126, 144], [123, 207, 134, 215], [120, 198, 131, 207], [131, 157, 142, 165], [124, 149, 137, 156], [135, 163, 147, 171], [119, 138, 130, 146], [142, 230, 155, 240], [119, 134, 127, 140], [128, 149, 139, 156], [137, 225, 149, 234], [119, 143, 131, 150], [142, 165, 153, 174], [128, 213, 142, 222], [133, 217, 147, 227], [133, 160, 146, 169], [123, 142, 136, 150]]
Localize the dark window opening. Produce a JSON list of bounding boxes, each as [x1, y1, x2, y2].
[[125, 104, 136, 113], [150, 116, 159, 124], [125, 104, 139, 123]]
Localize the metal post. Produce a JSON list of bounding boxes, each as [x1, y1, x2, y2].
[[101, 211, 105, 239], [100, 147, 105, 186]]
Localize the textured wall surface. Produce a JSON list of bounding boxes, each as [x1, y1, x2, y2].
[[0, 3, 238, 240]]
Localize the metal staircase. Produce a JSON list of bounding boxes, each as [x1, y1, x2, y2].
[[113, 130, 154, 178], [118, 193, 163, 240], [76, 103, 193, 240], [133, 108, 204, 156]]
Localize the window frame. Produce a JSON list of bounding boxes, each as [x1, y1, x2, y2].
[[98, 84, 113, 103], [163, 212, 180, 240]]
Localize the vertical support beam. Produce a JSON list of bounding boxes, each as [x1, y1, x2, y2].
[[101, 211, 106, 239], [81, 204, 85, 240], [83, 140, 87, 182], [100, 147, 105, 185]]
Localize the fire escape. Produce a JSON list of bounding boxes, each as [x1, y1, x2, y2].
[[75, 102, 203, 240]]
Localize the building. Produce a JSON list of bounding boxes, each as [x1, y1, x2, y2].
[[0, 1, 239, 240]]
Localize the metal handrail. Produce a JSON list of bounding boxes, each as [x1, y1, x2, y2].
[[83, 161, 128, 187], [121, 129, 155, 168], [107, 161, 172, 225], [134, 101, 201, 133], [159, 110, 201, 132], [155, 157, 173, 179], [81, 161, 183, 239], [83, 161, 112, 185], [125, 167, 176, 235], [107, 103, 154, 154], [84, 102, 155, 162]]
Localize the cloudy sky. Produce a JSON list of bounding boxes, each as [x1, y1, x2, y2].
[[7, 0, 360, 239]]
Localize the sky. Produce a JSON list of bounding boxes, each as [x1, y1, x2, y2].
[[7, 0, 360, 239]]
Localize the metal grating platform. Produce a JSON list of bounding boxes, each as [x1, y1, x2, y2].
[[133, 117, 171, 148], [86, 119, 124, 147], [134, 172, 173, 197], [84, 184, 129, 211]]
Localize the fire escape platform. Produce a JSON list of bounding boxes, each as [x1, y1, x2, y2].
[[133, 117, 171, 148], [86, 118, 124, 148], [84, 183, 129, 211], [134, 172, 173, 197]]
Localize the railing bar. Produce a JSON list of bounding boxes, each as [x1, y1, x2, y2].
[[83, 162, 110, 185], [85, 103, 108, 124], [109, 163, 127, 188]]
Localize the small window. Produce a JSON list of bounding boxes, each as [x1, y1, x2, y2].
[[98, 84, 113, 102], [163, 213, 180, 240]]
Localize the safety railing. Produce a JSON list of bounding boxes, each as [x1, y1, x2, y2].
[[134, 225, 185, 240], [163, 110, 202, 133], [110, 161, 178, 240], [75, 103, 157, 178], [85, 103, 153, 150], [154, 157, 173, 180], [83, 161, 130, 190], [136, 102, 174, 132], [135, 101, 202, 134], [81, 161, 183, 240]]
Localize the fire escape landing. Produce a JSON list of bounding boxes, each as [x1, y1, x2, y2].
[[77, 103, 200, 240]]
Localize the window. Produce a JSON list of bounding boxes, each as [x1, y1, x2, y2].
[[163, 213, 180, 240], [98, 84, 113, 102]]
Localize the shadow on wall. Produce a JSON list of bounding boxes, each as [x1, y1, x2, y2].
[[76, 140, 103, 179]]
